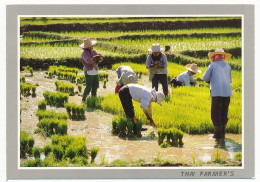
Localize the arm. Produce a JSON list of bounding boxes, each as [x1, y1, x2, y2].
[[203, 64, 213, 83], [146, 55, 153, 69], [82, 50, 97, 65]]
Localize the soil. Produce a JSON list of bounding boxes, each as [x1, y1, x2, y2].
[[20, 70, 242, 166]]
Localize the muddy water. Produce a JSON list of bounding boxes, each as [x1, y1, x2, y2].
[[20, 71, 242, 165]]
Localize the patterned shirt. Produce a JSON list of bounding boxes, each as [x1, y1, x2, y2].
[[81, 49, 98, 72]]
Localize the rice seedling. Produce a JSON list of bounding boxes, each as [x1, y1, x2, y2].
[[55, 81, 75, 96], [43, 145, 52, 156], [90, 147, 99, 163], [32, 147, 42, 159], [64, 102, 86, 120], [36, 110, 69, 120], [38, 99, 47, 110], [20, 82, 37, 97], [20, 130, 35, 158], [37, 118, 67, 136], [234, 152, 242, 162], [43, 91, 69, 107], [77, 84, 82, 93]]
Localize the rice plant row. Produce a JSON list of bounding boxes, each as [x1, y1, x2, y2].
[[37, 118, 68, 136], [99, 86, 241, 134], [55, 81, 75, 96], [43, 91, 69, 108], [158, 128, 184, 147], [20, 17, 241, 25], [64, 102, 86, 120], [20, 82, 37, 97], [20, 130, 35, 158]]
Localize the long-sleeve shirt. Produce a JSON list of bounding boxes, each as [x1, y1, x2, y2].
[[177, 71, 196, 86], [203, 61, 232, 97], [81, 49, 98, 73], [146, 53, 168, 79], [127, 84, 153, 116], [116, 66, 138, 86]]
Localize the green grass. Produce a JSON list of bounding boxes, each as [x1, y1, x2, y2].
[[20, 17, 241, 25]]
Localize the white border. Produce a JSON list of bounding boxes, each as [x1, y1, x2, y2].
[[18, 14, 244, 170]]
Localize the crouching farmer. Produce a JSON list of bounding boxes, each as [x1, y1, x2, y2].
[[118, 84, 165, 128], [203, 48, 232, 139], [170, 63, 201, 87], [115, 65, 138, 93]]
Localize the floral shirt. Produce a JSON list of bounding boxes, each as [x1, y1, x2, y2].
[[81, 49, 98, 72]]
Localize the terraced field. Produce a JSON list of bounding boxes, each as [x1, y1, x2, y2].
[[19, 17, 242, 167]]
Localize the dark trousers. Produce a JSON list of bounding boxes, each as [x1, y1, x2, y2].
[[119, 86, 135, 119], [152, 74, 168, 93], [83, 71, 99, 97], [211, 97, 230, 126]]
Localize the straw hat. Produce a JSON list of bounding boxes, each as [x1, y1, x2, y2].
[[185, 63, 201, 73], [151, 89, 165, 106], [148, 43, 164, 53], [79, 38, 97, 49], [208, 48, 232, 60], [121, 72, 138, 85]]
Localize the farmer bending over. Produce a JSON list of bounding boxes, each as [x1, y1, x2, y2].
[[203, 48, 232, 139], [115, 65, 138, 93], [118, 84, 165, 128], [146, 43, 169, 96], [170, 63, 201, 87], [80, 38, 103, 101]]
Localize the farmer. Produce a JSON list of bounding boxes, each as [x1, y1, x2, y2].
[[146, 43, 169, 96], [118, 84, 165, 128], [203, 48, 232, 139], [115, 65, 138, 93], [80, 38, 103, 101], [170, 63, 201, 87]]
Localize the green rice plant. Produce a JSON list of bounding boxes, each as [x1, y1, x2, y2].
[[214, 148, 221, 163], [20, 82, 37, 97], [38, 99, 46, 110], [43, 91, 69, 107], [64, 102, 86, 120], [77, 75, 85, 84], [86, 96, 103, 109], [65, 146, 77, 159], [126, 119, 134, 138], [37, 118, 67, 136], [20, 76, 26, 83], [55, 81, 75, 96], [136, 120, 142, 138], [71, 156, 88, 166], [32, 147, 42, 159], [192, 153, 196, 164], [118, 118, 127, 138], [90, 147, 99, 163], [99, 72, 109, 81], [22, 158, 43, 167], [234, 152, 242, 162], [20, 130, 35, 158], [103, 78, 107, 88], [52, 145, 64, 161], [36, 110, 69, 120], [160, 142, 171, 148], [22, 66, 33, 76], [77, 84, 82, 92], [43, 145, 52, 156]]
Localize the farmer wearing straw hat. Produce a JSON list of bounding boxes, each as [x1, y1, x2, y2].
[[203, 48, 232, 139], [170, 63, 201, 87], [146, 43, 169, 96], [115, 65, 138, 93], [80, 38, 103, 101], [118, 84, 165, 128]]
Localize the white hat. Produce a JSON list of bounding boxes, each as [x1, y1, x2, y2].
[[208, 48, 232, 60], [148, 43, 164, 53], [151, 89, 165, 106], [79, 38, 97, 49], [185, 63, 201, 73], [121, 72, 138, 85]]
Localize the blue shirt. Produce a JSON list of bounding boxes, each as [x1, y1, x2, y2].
[[203, 61, 232, 97]]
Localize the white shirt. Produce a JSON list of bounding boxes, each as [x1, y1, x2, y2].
[[177, 71, 196, 86], [87, 69, 99, 75], [127, 84, 152, 115], [116, 66, 137, 85]]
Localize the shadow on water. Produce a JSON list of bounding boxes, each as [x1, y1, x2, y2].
[[215, 138, 242, 153]]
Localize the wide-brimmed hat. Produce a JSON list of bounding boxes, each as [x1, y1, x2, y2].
[[148, 43, 164, 53], [208, 48, 232, 60], [185, 63, 201, 73], [151, 89, 165, 106], [121, 72, 138, 85], [79, 38, 97, 49]]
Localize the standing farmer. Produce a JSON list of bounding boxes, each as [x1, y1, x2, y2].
[[146, 43, 169, 96], [203, 48, 232, 139], [118, 84, 165, 128], [80, 38, 102, 101], [115, 65, 138, 93]]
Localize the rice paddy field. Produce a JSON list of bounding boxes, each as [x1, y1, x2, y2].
[[19, 17, 242, 167]]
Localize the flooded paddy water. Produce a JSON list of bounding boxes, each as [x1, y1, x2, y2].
[[20, 71, 242, 166]]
